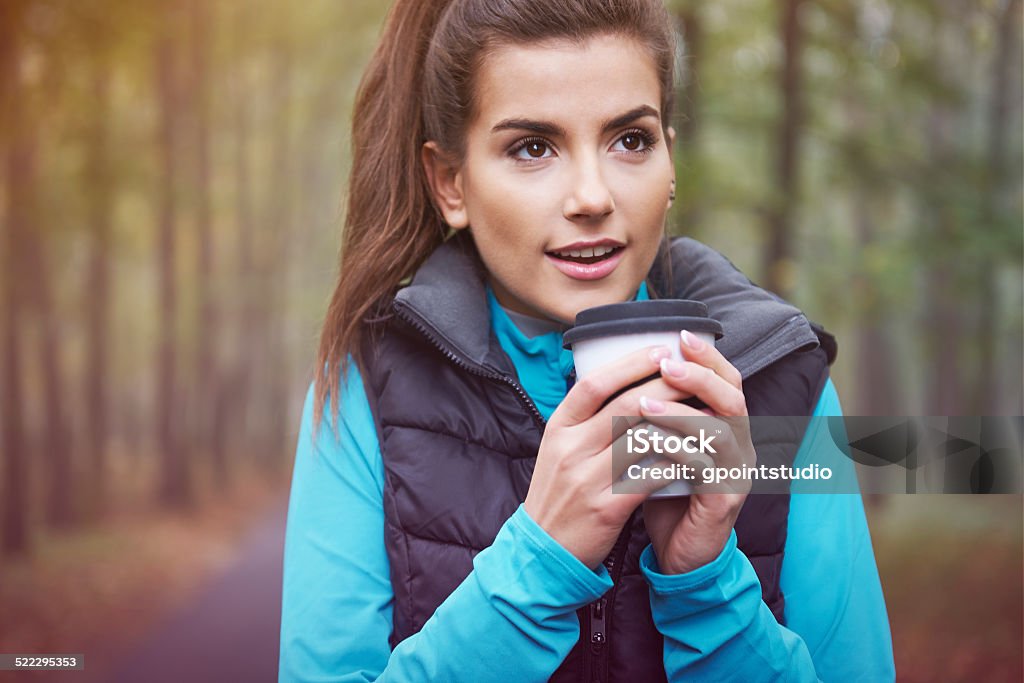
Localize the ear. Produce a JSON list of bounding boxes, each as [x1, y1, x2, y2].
[[422, 141, 469, 229]]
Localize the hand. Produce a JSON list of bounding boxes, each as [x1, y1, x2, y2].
[[524, 345, 690, 569], [640, 331, 755, 575]]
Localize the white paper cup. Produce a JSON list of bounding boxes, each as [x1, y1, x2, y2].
[[563, 299, 723, 498]]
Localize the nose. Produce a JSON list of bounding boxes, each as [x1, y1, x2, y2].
[[562, 155, 614, 221]]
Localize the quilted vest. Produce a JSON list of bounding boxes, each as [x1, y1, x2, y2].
[[361, 235, 836, 682]]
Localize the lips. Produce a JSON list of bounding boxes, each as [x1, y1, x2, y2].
[[545, 240, 625, 280]]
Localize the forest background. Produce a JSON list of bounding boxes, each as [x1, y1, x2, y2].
[[1, 1, 1021, 681]]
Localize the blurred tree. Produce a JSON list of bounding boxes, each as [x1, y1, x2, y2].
[[817, 0, 904, 416], [0, 0, 31, 557], [186, 0, 219, 482], [263, 9, 296, 471], [155, 0, 191, 509], [24, 195, 74, 530], [83, 9, 114, 521], [922, 0, 971, 415], [674, 1, 706, 237], [975, 0, 1022, 414], [764, 0, 806, 297], [229, 0, 257, 476]]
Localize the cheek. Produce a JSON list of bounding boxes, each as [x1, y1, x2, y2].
[[464, 168, 554, 246], [616, 169, 670, 231]]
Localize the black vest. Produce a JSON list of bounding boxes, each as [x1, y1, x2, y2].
[[361, 236, 836, 682]]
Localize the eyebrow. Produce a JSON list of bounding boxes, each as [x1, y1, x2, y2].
[[490, 104, 660, 137]]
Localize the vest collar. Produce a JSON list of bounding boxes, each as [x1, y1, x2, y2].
[[393, 233, 820, 379], [392, 234, 501, 373], [649, 238, 820, 377]]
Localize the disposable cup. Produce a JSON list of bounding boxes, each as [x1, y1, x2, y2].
[[563, 299, 723, 498]]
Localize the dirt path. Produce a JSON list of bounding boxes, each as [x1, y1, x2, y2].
[[103, 498, 288, 683]]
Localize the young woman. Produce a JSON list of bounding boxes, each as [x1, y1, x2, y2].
[[279, 1, 896, 680]]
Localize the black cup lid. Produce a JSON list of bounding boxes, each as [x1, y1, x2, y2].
[[562, 299, 724, 348]]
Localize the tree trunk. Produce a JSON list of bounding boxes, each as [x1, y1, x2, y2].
[[230, 2, 255, 472], [1, 0, 31, 555], [263, 26, 295, 471], [923, 4, 966, 416], [22, 200, 74, 530], [851, 193, 900, 416], [840, 92, 901, 417], [974, 0, 1021, 414], [676, 5, 704, 237], [763, 0, 804, 296], [189, 0, 222, 484], [83, 36, 113, 521], [155, 4, 190, 509]]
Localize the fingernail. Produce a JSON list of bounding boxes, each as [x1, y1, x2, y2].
[[640, 396, 666, 414], [681, 330, 704, 350], [649, 346, 671, 363], [660, 358, 687, 379]]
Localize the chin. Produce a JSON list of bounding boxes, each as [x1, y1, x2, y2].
[[556, 287, 634, 323]]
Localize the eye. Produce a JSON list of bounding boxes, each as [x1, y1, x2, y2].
[[621, 133, 643, 151], [612, 128, 658, 155], [510, 137, 555, 161]]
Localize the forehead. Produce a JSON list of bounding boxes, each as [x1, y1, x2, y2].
[[471, 34, 663, 130]]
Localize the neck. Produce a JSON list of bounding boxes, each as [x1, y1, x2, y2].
[[499, 303, 567, 339]]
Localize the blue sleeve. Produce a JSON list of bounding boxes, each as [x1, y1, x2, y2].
[[778, 380, 896, 680], [279, 368, 614, 683], [638, 379, 896, 681]]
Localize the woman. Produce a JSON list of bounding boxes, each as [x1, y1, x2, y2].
[[279, 0, 896, 680]]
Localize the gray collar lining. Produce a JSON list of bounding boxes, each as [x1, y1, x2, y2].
[[394, 235, 819, 378]]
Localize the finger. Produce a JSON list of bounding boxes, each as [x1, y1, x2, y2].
[[602, 449, 684, 498], [602, 377, 692, 441], [626, 414, 722, 478], [574, 377, 691, 459], [553, 345, 673, 427], [609, 424, 670, 481], [585, 432, 691, 498], [636, 398, 756, 472], [631, 400, 728, 444], [601, 422, 710, 497], [680, 330, 742, 390], [586, 430, 649, 485], [659, 357, 748, 417], [611, 414, 647, 441]]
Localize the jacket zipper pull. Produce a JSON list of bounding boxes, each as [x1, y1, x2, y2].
[[590, 598, 606, 652]]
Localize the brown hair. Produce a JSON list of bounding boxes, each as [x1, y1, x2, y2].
[[314, 0, 677, 431]]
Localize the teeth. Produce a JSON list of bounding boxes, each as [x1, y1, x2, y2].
[[553, 245, 618, 258]]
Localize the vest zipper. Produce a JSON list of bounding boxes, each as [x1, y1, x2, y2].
[[392, 301, 547, 430], [585, 512, 636, 683], [586, 597, 607, 683]]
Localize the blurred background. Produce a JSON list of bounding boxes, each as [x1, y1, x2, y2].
[[0, 0, 1020, 681]]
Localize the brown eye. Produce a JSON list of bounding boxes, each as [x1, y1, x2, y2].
[[612, 129, 656, 155], [511, 137, 554, 161], [621, 134, 641, 151]]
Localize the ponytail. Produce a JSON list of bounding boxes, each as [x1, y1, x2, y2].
[[313, 0, 452, 432]]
